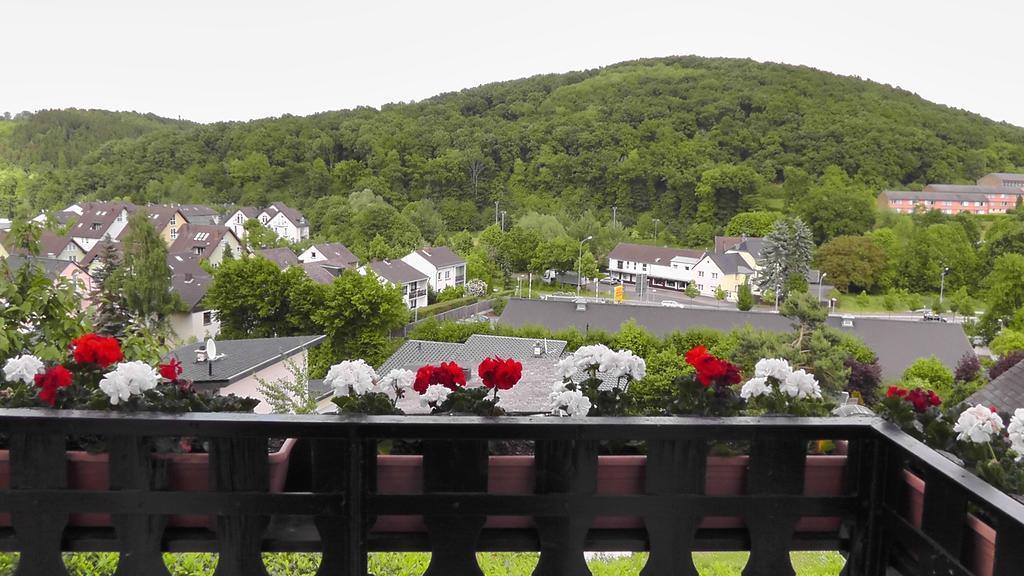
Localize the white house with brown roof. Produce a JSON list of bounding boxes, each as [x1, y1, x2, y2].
[[169, 225, 242, 266], [691, 252, 756, 301], [225, 207, 260, 239], [360, 259, 429, 309], [297, 243, 359, 268], [258, 202, 310, 243], [167, 253, 220, 343], [401, 247, 466, 292], [69, 202, 134, 251], [606, 243, 705, 290]]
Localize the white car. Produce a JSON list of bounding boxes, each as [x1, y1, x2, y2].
[[660, 300, 684, 309]]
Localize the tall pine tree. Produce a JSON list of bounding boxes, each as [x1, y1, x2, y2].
[[755, 217, 814, 298], [89, 241, 131, 339]]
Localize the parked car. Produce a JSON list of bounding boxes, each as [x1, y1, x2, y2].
[[922, 313, 947, 323], [660, 300, 684, 309], [599, 277, 619, 285]]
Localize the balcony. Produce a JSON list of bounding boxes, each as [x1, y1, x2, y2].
[[0, 410, 1021, 575], [408, 288, 428, 300]]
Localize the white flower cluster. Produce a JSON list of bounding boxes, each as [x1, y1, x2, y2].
[[555, 344, 646, 382], [954, 404, 1006, 444], [325, 360, 378, 397], [548, 382, 592, 418], [377, 369, 415, 401], [1008, 409, 1024, 461], [98, 361, 159, 405], [3, 354, 44, 385], [740, 358, 822, 400], [420, 384, 452, 409]]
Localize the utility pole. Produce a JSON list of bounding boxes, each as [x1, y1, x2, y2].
[[501, 210, 506, 232], [495, 201, 499, 226], [939, 266, 950, 303], [528, 272, 532, 299], [612, 206, 617, 226], [654, 218, 661, 242], [578, 236, 593, 296]]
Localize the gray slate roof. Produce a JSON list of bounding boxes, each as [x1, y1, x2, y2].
[[377, 340, 465, 374], [966, 359, 1024, 412], [921, 184, 1003, 195], [498, 298, 972, 380], [71, 202, 134, 239], [167, 254, 211, 311], [882, 190, 988, 203], [3, 255, 77, 281], [308, 243, 359, 267], [608, 243, 704, 265], [410, 247, 465, 268], [706, 252, 754, 275], [165, 335, 326, 387], [259, 248, 300, 270], [303, 262, 341, 285], [367, 259, 427, 285]]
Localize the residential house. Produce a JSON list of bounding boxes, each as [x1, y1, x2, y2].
[[163, 204, 221, 226], [258, 247, 300, 270], [975, 172, 1024, 190], [165, 335, 326, 414], [361, 259, 429, 309], [169, 225, 242, 266], [78, 240, 122, 275], [258, 202, 310, 243], [167, 254, 219, 343], [225, 207, 260, 239], [0, 230, 85, 263], [499, 298, 973, 380], [401, 247, 466, 292], [606, 243, 706, 290], [298, 243, 359, 268], [137, 205, 188, 246], [966, 358, 1024, 413], [302, 262, 345, 285], [690, 252, 755, 300], [69, 202, 134, 251], [3, 255, 94, 309], [32, 204, 82, 226]]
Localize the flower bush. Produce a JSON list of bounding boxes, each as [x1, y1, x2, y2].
[[549, 344, 646, 417], [415, 358, 522, 416], [739, 358, 830, 416], [661, 346, 743, 416], [328, 360, 406, 415]]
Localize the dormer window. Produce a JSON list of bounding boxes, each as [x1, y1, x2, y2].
[[194, 246, 206, 256]]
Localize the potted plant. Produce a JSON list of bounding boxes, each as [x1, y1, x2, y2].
[[0, 334, 290, 529]]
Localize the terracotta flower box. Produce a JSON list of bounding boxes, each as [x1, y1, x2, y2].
[[372, 453, 848, 533], [0, 438, 296, 528]]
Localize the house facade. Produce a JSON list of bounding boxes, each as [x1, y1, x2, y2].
[[3, 256, 94, 309], [298, 243, 359, 267], [139, 206, 188, 246], [879, 179, 1024, 216], [401, 247, 466, 292], [361, 259, 429, 309], [258, 202, 310, 243], [225, 207, 259, 239], [690, 252, 755, 301], [606, 243, 705, 290], [167, 254, 220, 343], [169, 225, 243, 266], [69, 202, 134, 251]]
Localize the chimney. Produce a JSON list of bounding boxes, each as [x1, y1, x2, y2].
[[195, 346, 207, 363], [533, 341, 542, 358]]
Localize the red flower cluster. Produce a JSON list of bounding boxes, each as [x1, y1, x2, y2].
[[159, 357, 183, 381], [684, 346, 742, 387], [414, 362, 467, 394], [886, 386, 941, 413], [34, 365, 72, 407], [70, 334, 123, 368], [478, 357, 523, 391]]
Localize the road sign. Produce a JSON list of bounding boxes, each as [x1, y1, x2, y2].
[[614, 285, 624, 303]]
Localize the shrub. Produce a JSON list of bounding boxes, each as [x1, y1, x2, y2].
[[989, 350, 1024, 381], [613, 319, 659, 359], [435, 285, 465, 303], [845, 357, 882, 405], [664, 327, 723, 356], [491, 297, 507, 316], [736, 283, 753, 311], [954, 352, 981, 383], [990, 328, 1024, 357], [902, 357, 954, 397]]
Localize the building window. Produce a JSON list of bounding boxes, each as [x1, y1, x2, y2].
[[642, 263, 648, 271], [698, 284, 703, 291], [171, 229, 178, 240], [202, 312, 213, 326], [698, 271, 704, 277], [711, 273, 718, 279], [437, 272, 442, 280], [445, 270, 450, 279], [616, 260, 623, 269], [194, 246, 205, 256], [236, 214, 244, 224]]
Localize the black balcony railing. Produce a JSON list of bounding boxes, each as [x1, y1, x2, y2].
[[0, 410, 1021, 576]]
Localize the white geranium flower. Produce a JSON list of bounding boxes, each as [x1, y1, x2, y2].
[[420, 384, 451, 409], [3, 355, 44, 385], [325, 360, 378, 397], [98, 361, 159, 405], [781, 369, 822, 399], [1007, 409, 1024, 461], [754, 358, 792, 382], [549, 387, 591, 418], [954, 404, 1005, 444], [377, 369, 414, 400], [618, 350, 647, 381], [573, 344, 613, 371], [740, 377, 772, 399], [555, 356, 578, 381], [599, 350, 630, 379]]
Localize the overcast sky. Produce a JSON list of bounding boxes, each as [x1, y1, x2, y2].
[[4, 0, 1021, 127]]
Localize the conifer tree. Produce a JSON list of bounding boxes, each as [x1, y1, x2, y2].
[[755, 217, 814, 299], [89, 241, 131, 339]]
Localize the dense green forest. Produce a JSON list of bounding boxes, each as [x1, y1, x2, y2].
[[2, 56, 1024, 240]]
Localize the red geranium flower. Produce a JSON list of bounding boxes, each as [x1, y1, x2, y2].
[[159, 357, 183, 381], [479, 357, 523, 391], [684, 346, 741, 387], [886, 386, 908, 398], [70, 333, 123, 368], [903, 388, 942, 413], [34, 365, 73, 407], [414, 362, 468, 394]]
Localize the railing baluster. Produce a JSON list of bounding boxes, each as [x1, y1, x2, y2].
[[993, 519, 1024, 576], [421, 439, 488, 576], [742, 435, 805, 576], [9, 432, 69, 576], [920, 468, 969, 573], [840, 438, 886, 576], [532, 438, 597, 576], [210, 436, 270, 576], [109, 435, 171, 576], [312, 438, 370, 576], [640, 438, 706, 576]]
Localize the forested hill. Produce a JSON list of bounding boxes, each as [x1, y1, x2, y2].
[[2, 56, 1024, 233]]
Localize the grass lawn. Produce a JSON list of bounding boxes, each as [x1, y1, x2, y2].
[[833, 292, 985, 315], [0, 551, 845, 575]]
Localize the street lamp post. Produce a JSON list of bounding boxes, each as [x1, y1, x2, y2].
[[494, 201, 499, 226], [612, 206, 617, 226], [654, 218, 661, 242], [578, 236, 593, 296], [501, 210, 506, 232], [939, 267, 950, 303], [818, 272, 827, 303]]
